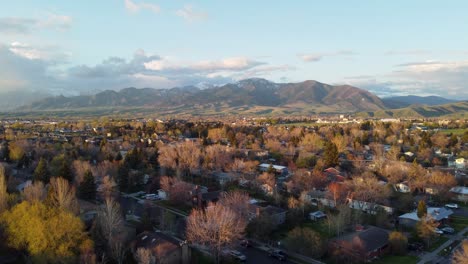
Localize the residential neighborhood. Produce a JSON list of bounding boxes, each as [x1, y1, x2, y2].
[[0, 117, 467, 264]]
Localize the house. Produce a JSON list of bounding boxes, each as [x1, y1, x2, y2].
[[190, 186, 223, 208], [394, 182, 411, 193], [347, 199, 394, 214], [455, 158, 466, 169], [258, 163, 288, 176], [248, 204, 287, 226], [398, 207, 453, 227], [450, 186, 468, 203], [329, 226, 390, 263], [309, 211, 327, 221], [132, 231, 190, 264]]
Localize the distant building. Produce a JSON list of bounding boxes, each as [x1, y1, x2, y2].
[[258, 163, 288, 176], [450, 186, 468, 203], [248, 204, 287, 226]]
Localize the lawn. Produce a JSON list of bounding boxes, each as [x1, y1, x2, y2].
[[450, 216, 468, 232], [428, 236, 449, 252], [301, 221, 335, 239], [373, 255, 419, 264]]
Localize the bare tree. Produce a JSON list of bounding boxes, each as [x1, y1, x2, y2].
[[22, 181, 46, 202], [96, 197, 124, 242], [186, 203, 247, 264], [110, 236, 127, 264], [135, 248, 154, 264], [218, 191, 250, 221], [0, 166, 8, 213], [47, 177, 79, 214], [453, 240, 468, 264]]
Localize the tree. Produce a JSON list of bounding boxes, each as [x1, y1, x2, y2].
[[95, 198, 124, 243], [285, 227, 324, 258], [22, 181, 46, 203], [218, 191, 250, 221], [417, 200, 427, 218], [388, 231, 408, 255], [0, 201, 90, 263], [323, 141, 339, 167], [135, 248, 154, 264], [416, 215, 438, 247], [79, 170, 97, 201], [0, 166, 8, 213], [47, 177, 79, 214], [186, 203, 247, 264], [59, 159, 74, 182], [34, 157, 50, 183], [453, 240, 468, 264], [327, 204, 351, 236]]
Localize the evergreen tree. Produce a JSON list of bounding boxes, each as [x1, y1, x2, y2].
[[58, 160, 73, 183], [115, 151, 123, 161], [417, 200, 427, 218], [118, 163, 129, 192], [79, 170, 96, 200], [34, 158, 50, 183], [3, 142, 10, 162], [323, 142, 339, 167]]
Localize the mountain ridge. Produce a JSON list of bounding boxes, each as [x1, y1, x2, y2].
[[21, 78, 385, 113]]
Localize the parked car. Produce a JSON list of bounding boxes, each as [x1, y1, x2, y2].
[[434, 228, 444, 235], [268, 249, 287, 261], [229, 250, 247, 262], [441, 227, 455, 234], [240, 239, 252, 247], [445, 203, 459, 209]]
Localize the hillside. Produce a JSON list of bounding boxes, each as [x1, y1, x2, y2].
[[382, 95, 457, 109], [21, 79, 386, 114], [358, 101, 468, 118]]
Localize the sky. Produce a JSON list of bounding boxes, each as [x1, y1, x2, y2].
[[1, 0, 468, 99]]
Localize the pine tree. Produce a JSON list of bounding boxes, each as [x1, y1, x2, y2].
[[34, 158, 50, 183], [118, 163, 129, 192], [417, 200, 427, 218], [58, 160, 73, 183], [79, 170, 96, 201], [323, 142, 339, 167]]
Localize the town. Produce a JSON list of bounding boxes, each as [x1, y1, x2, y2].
[[0, 117, 467, 264]]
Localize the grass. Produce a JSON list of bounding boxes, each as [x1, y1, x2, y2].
[[450, 216, 468, 232], [301, 221, 335, 239], [428, 236, 449, 252], [373, 255, 419, 264]]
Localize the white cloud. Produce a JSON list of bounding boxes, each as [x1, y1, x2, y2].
[[0, 14, 72, 34], [299, 50, 356, 62], [343, 60, 468, 99], [37, 13, 72, 31], [144, 57, 264, 72], [125, 0, 160, 14], [176, 5, 208, 22]]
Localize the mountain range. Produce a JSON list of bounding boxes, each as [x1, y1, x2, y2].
[[3, 78, 467, 118]]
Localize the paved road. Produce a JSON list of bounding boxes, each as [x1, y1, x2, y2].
[[241, 247, 294, 264], [417, 226, 468, 264]]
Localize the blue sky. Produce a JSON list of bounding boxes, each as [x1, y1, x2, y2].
[[1, 1, 468, 99]]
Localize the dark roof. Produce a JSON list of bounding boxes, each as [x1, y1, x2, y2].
[[333, 226, 389, 253], [201, 191, 223, 201], [134, 231, 180, 257]]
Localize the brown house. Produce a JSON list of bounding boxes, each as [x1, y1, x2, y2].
[[329, 226, 389, 263], [132, 231, 190, 264]]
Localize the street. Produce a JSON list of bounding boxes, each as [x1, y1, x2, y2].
[[241, 247, 294, 264]]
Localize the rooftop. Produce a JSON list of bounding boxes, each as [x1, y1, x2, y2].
[[399, 207, 453, 222]]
